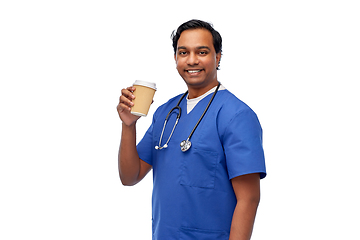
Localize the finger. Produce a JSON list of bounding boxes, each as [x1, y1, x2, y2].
[[118, 86, 136, 113], [127, 86, 136, 92], [119, 95, 134, 108], [117, 102, 131, 113], [121, 87, 136, 100]]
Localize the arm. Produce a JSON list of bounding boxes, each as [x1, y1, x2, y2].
[[117, 87, 152, 186], [229, 173, 261, 240]]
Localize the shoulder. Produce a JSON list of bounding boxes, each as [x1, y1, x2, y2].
[[157, 93, 184, 110], [216, 89, 258, 119], [215, 89, 262, 135]]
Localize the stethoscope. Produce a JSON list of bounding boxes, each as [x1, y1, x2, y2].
[[155, 83, 220, 152]]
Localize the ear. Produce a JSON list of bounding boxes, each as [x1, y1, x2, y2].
[[174, 54, 177, 62], [216, 52, 221, 68]]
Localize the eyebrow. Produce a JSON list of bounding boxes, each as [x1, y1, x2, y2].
[[177, 46, 211, 51]]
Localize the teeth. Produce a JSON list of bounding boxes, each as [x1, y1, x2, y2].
[[188, 70, 201, 73]]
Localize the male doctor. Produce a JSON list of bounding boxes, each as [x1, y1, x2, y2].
[[117, 19, 266, 240]]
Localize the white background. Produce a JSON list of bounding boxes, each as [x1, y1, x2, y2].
[[1, 0, 359, 239]]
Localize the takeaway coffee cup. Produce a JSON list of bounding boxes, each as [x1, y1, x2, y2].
[[131, 80, 157, 117]]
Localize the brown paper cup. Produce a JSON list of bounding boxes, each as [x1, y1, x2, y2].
[[131, 80, 157, 117]]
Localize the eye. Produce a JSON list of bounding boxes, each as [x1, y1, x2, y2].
[[178, 51, 187, 56], [199, 51, 208, 55]]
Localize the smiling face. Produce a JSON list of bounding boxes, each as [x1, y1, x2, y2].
[[174, 28, 221, 98]]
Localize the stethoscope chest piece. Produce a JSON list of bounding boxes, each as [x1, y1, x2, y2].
[[180, 139, 191, 152]]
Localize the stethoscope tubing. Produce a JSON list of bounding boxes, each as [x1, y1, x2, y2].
[[155, 83, 220, 151], [186, 83, 220, 141]]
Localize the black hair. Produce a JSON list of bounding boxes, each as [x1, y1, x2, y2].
[[171, 19, 222, 70]]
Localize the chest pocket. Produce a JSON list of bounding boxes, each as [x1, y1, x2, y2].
[[180, 147, 218, 189]]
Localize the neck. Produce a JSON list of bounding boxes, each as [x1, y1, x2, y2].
[[187, 81, 219, 99]]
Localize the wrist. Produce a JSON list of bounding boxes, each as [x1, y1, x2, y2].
[[122, 121, 137, 128]]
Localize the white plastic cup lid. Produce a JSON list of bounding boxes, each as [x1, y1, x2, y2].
[[133, 80, 157, 90]]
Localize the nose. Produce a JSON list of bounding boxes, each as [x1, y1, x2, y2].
[[186, 52, 199, 66]]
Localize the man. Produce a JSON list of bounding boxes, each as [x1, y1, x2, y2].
[[117, 19, 266, 240]]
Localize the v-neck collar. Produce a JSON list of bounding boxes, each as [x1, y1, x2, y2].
[[186, 84, 225, 114]]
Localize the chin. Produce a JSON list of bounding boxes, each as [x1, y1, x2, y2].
[[183, 80, 205, 87]]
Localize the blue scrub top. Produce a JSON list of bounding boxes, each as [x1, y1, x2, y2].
[[137, 89, 266, 239]]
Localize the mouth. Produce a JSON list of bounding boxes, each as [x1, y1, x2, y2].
[[186, 69, 203, 74]]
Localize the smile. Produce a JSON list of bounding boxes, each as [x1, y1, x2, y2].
[[186, 70, 202, 73]]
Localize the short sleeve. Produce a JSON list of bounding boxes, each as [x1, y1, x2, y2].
[[222, 109, 266, 179], [136, 121, 154, 166]]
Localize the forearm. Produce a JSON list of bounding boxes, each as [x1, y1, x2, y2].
[[229, 199, 259, 240], [118, 122, 141, 186]]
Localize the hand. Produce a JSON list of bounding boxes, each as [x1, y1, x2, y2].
[[117, 86, 141, 126]]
